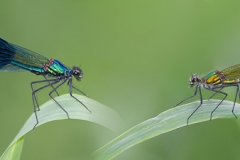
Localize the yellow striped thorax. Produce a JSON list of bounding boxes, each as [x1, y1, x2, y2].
[[189, 70, 225, 89], [201, 70, 225, 88]]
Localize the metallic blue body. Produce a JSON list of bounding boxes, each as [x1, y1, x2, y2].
[[46, 59, 69, 76], [0, 38, 69, 76]]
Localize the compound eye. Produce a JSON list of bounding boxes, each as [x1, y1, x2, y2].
[[73, 69, 79, 75], [189, 76, 195, 83], [189, 74, 199, 87], [192, 74, 199, 81], [72, 67, 83, 81], [193, 78, 197, 82]]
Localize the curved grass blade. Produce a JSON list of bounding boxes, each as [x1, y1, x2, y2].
[[0, 137, 24, 160], [92, 100, 240, 160], [0, 94, 125, 160]]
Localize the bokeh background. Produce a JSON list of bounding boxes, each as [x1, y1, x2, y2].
[[1, 1, 240, 160]]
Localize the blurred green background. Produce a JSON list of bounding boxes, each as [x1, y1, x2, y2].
[[1, 0, 240, 160]]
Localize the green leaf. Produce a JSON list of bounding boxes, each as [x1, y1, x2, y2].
[[0, 94, 125, 160], [92, 100, 239, 160], [0, 137, 24, 160]]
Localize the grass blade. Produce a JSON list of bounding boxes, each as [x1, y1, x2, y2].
[[0, 94, 125, 160], [92, 100, 239, 160]]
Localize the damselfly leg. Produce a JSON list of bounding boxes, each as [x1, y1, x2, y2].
[[31, 76, 90, 128], [43, 75, 59, 96], [207, 87, 224, 100], [68, 78, 91, 113], [207, 84, 239, 119], [186, 86, 203, 125], [175, 85, 200, 107], [31, 78, 61, 128]]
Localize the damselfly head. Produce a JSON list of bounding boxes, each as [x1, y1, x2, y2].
[[72, 67, 83, 81], [189, 74, 200, 87]]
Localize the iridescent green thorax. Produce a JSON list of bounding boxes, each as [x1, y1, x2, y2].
[[43, 59, 68, 76], [200, 70, 224, 88]]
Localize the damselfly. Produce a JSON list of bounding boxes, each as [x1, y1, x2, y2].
[[175, 65, 240, 124], [0, 38, 90, 128]]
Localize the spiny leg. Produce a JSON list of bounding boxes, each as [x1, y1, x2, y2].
[[43, 75, 59, 96], [68, 78, 91, 113], [208, 87, 223, 100], [174, 85, 199, 108], [31, 78, 60, 111], [231, 84, 239, 118], [187, 86, 202, 125], [48, 78, 70, 119], [71, 85, 88, 97], [31, 78, 60, 128], [206, 88, 228, 120], [208, 84, 239, 120]]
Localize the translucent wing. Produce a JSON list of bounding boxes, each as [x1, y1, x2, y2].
[[221, 64, 240, 79], [0, 38, 49, 72]]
